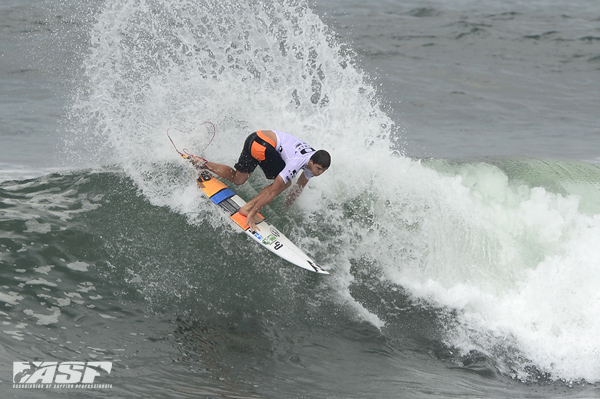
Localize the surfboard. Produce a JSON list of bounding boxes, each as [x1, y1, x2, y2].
[[196, 171, 329, 274]]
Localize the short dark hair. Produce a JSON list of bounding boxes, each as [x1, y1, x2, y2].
[[311, 150, 331, 168]]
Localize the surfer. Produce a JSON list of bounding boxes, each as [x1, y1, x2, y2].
[[190, 130, 330, 232]]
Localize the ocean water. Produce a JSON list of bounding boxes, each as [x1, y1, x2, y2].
[[1, 0, 600, 398]]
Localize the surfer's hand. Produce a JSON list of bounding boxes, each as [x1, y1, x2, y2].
[[246, 212, 260, 233]]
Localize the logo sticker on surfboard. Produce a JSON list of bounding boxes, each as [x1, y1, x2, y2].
[[262, 235, 277, 245]]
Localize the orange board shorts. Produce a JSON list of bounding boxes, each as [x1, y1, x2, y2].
[[234, 131, 285, 179]]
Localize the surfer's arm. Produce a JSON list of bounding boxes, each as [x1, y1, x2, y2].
[[242, 176, 290, 231], [285, 173, 309, 209]]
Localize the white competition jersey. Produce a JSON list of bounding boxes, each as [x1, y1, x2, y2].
[[273, 130, 316, 184]]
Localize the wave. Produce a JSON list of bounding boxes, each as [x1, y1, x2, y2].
[[2, 151, 600, 387], [53, 0, 600, 385], [409, 157, 600, 382]]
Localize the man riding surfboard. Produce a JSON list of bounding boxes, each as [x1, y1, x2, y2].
[[190, 130, 330, 232]]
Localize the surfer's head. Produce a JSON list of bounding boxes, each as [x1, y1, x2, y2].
[[308, 150, 330, 177], [311, 150, 331, 168]]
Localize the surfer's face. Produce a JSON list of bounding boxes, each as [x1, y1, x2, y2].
[[308, 161, 328, 177]]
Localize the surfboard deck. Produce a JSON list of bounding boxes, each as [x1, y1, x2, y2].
[[196, 171, 329, 274]]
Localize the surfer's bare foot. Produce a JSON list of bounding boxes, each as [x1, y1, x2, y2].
[[190, 155, 208, 168]]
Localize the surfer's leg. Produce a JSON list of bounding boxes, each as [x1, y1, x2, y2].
[[219, 132, 262, 185], [205, 162, 250, 185]]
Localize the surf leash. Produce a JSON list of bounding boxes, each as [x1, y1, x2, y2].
[[167, 121, 215, 166]]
